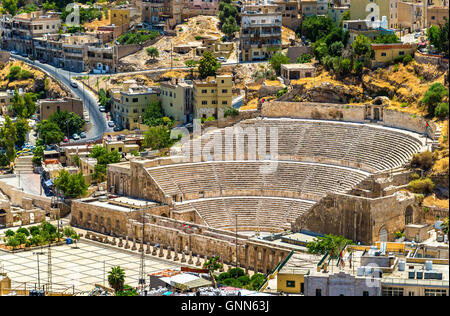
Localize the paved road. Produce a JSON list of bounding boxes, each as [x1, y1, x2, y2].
[[11, 54, 112, 142]]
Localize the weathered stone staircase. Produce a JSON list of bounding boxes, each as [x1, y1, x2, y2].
[[14, 155, 34, 174]]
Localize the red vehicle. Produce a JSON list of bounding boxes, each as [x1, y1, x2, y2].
[[63, 136, 69, 143]]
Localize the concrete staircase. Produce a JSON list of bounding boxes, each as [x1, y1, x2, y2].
[[14, 155, 34, 174], [431, 126, 442, 151]]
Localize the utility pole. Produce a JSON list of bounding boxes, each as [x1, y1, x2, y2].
[[47, 244, 52, 294], [139, 203, 149, 294], [235, 214, 238, 276]]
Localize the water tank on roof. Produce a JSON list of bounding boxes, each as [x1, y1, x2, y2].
[[425, 260, 433, 271], [398, 260, 406, 271], [357, 266, 365, 276]]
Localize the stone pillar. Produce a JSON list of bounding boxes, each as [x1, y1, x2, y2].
[[254, 246, 258, 273], [195, 254, 201, 266], [159, 246, 164, 257], [262, 248, 268, 275], [146, 242, 151, 254], [112, 238, 116, 246], [219, 259, 224, 272], [139, 240, 144, 252], [124, 237, 130, 249], [151, 246, 157, 256], [181, 251, 186, 263], [118, 238, 123, 247], [245, 245, 250, 274], [173, 247, 179, 261], [131, 238, 137, 251], [166, 247, 172, 260], [188, 251, 194, 265]]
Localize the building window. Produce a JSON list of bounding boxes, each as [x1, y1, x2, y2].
[[222, 89, 228, 93], [425, 289, 447, 296], [363, 291, 369, 296], [382, 287, 404, 296], [315, 289, 322, 296], [399, 51, 405, 56], [381, 52, 387, 56], [286, 280, 295, 288], [202, 89, 207, 94], [222, 101, 227, 105], [132, 98, 138, 102], [202, 100, 207, 105]]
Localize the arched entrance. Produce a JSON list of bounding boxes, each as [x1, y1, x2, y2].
[[405, 206, 413, 225], [0, 209, 7, 228], [374, 108, 380, 121], [379, 228, 388, 242]]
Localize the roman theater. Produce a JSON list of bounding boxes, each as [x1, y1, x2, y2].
[[70, 100, 440, 274]]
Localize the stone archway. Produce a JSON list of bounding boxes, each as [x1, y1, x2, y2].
[[379, 227, 388, 242], [405, 206, 414, 225]]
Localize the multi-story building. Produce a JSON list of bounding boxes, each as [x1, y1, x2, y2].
[[300, 0, 329, 17], [0, 11, 61, 55], [398, 1, 424, 32], [343, 19, 395, 43], [182, 0, 220, 19], [0, 90, 16, 115], [240, 5, 282, 62], [195, 36, 234, 59], [350, 0, 397, 28], [328, 4, 350, 24], [160, 79, 194, 123], [427, 4, 449, 27], [192, 75, 233, 119], [112, 84, 160, 130], [33, 34, 118, 73], [142, 0, 183, 30], [38, 97, 84, 121], [110, 6, 132, 34], [371, 42, 416, 67], [273, 0, 301, 30]]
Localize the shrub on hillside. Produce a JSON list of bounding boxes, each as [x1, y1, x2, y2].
[[411, 151, 433, 170], [408, 178, 435, 194]]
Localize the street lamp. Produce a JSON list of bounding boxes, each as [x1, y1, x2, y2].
[[33, 249, 45, 288]]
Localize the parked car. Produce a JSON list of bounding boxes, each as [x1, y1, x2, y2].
[[70, 81, 78, 88], [113, 126, 122, 132], [80, 132, 86, 138], [216, 56, 226, 62], [11, 50, 18, 55], [63, 136, 69, 142], [414, 32, 421, 39], [72, 133, 80, 140], [108, 121, 115, 127], [99, 106, 106, 112]]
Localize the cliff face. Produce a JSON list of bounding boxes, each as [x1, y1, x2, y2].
[[0, 61, 68, 98]]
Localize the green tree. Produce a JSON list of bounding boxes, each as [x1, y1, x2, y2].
[[198, 51, 221, 78], [296, 54, 312, 63], [143, 99, 164, 126], [0, 116, 17, 163], [441, 217, 449, 236], [89, 145, 107, 159], [222, 15, 239, 39], [14, 118, 30, 147], [269, 52, 290, 75], [49, 111, 85, 136], [16, 227, 30, 237], [53, 169, 88, 198], [6, 236, 20, 250], [352, 35, 373, 58], [300, 15, 335, 42], [420, 83, 449, 117], [108, 266, 125, 292], [373, 33, 401, 44], [38, 120, 64, 145], [146, 47, 159, 59], [203, 256, 223, 272], [2, 0, 18, 16], [306, 234, 353, 258], [143, 126, 173, 150], [115, 285, 139, 296]]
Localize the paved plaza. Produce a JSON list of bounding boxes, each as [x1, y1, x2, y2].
[[0, 240, 182, 295]]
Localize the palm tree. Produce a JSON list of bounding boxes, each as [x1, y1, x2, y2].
[[108, 266, 125, 292]]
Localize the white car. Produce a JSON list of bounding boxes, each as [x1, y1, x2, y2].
[[108, 121, 115, 127], [72, 133, 80, 140], [99, 106, 106, 112], [70, 81, 78, 88]]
